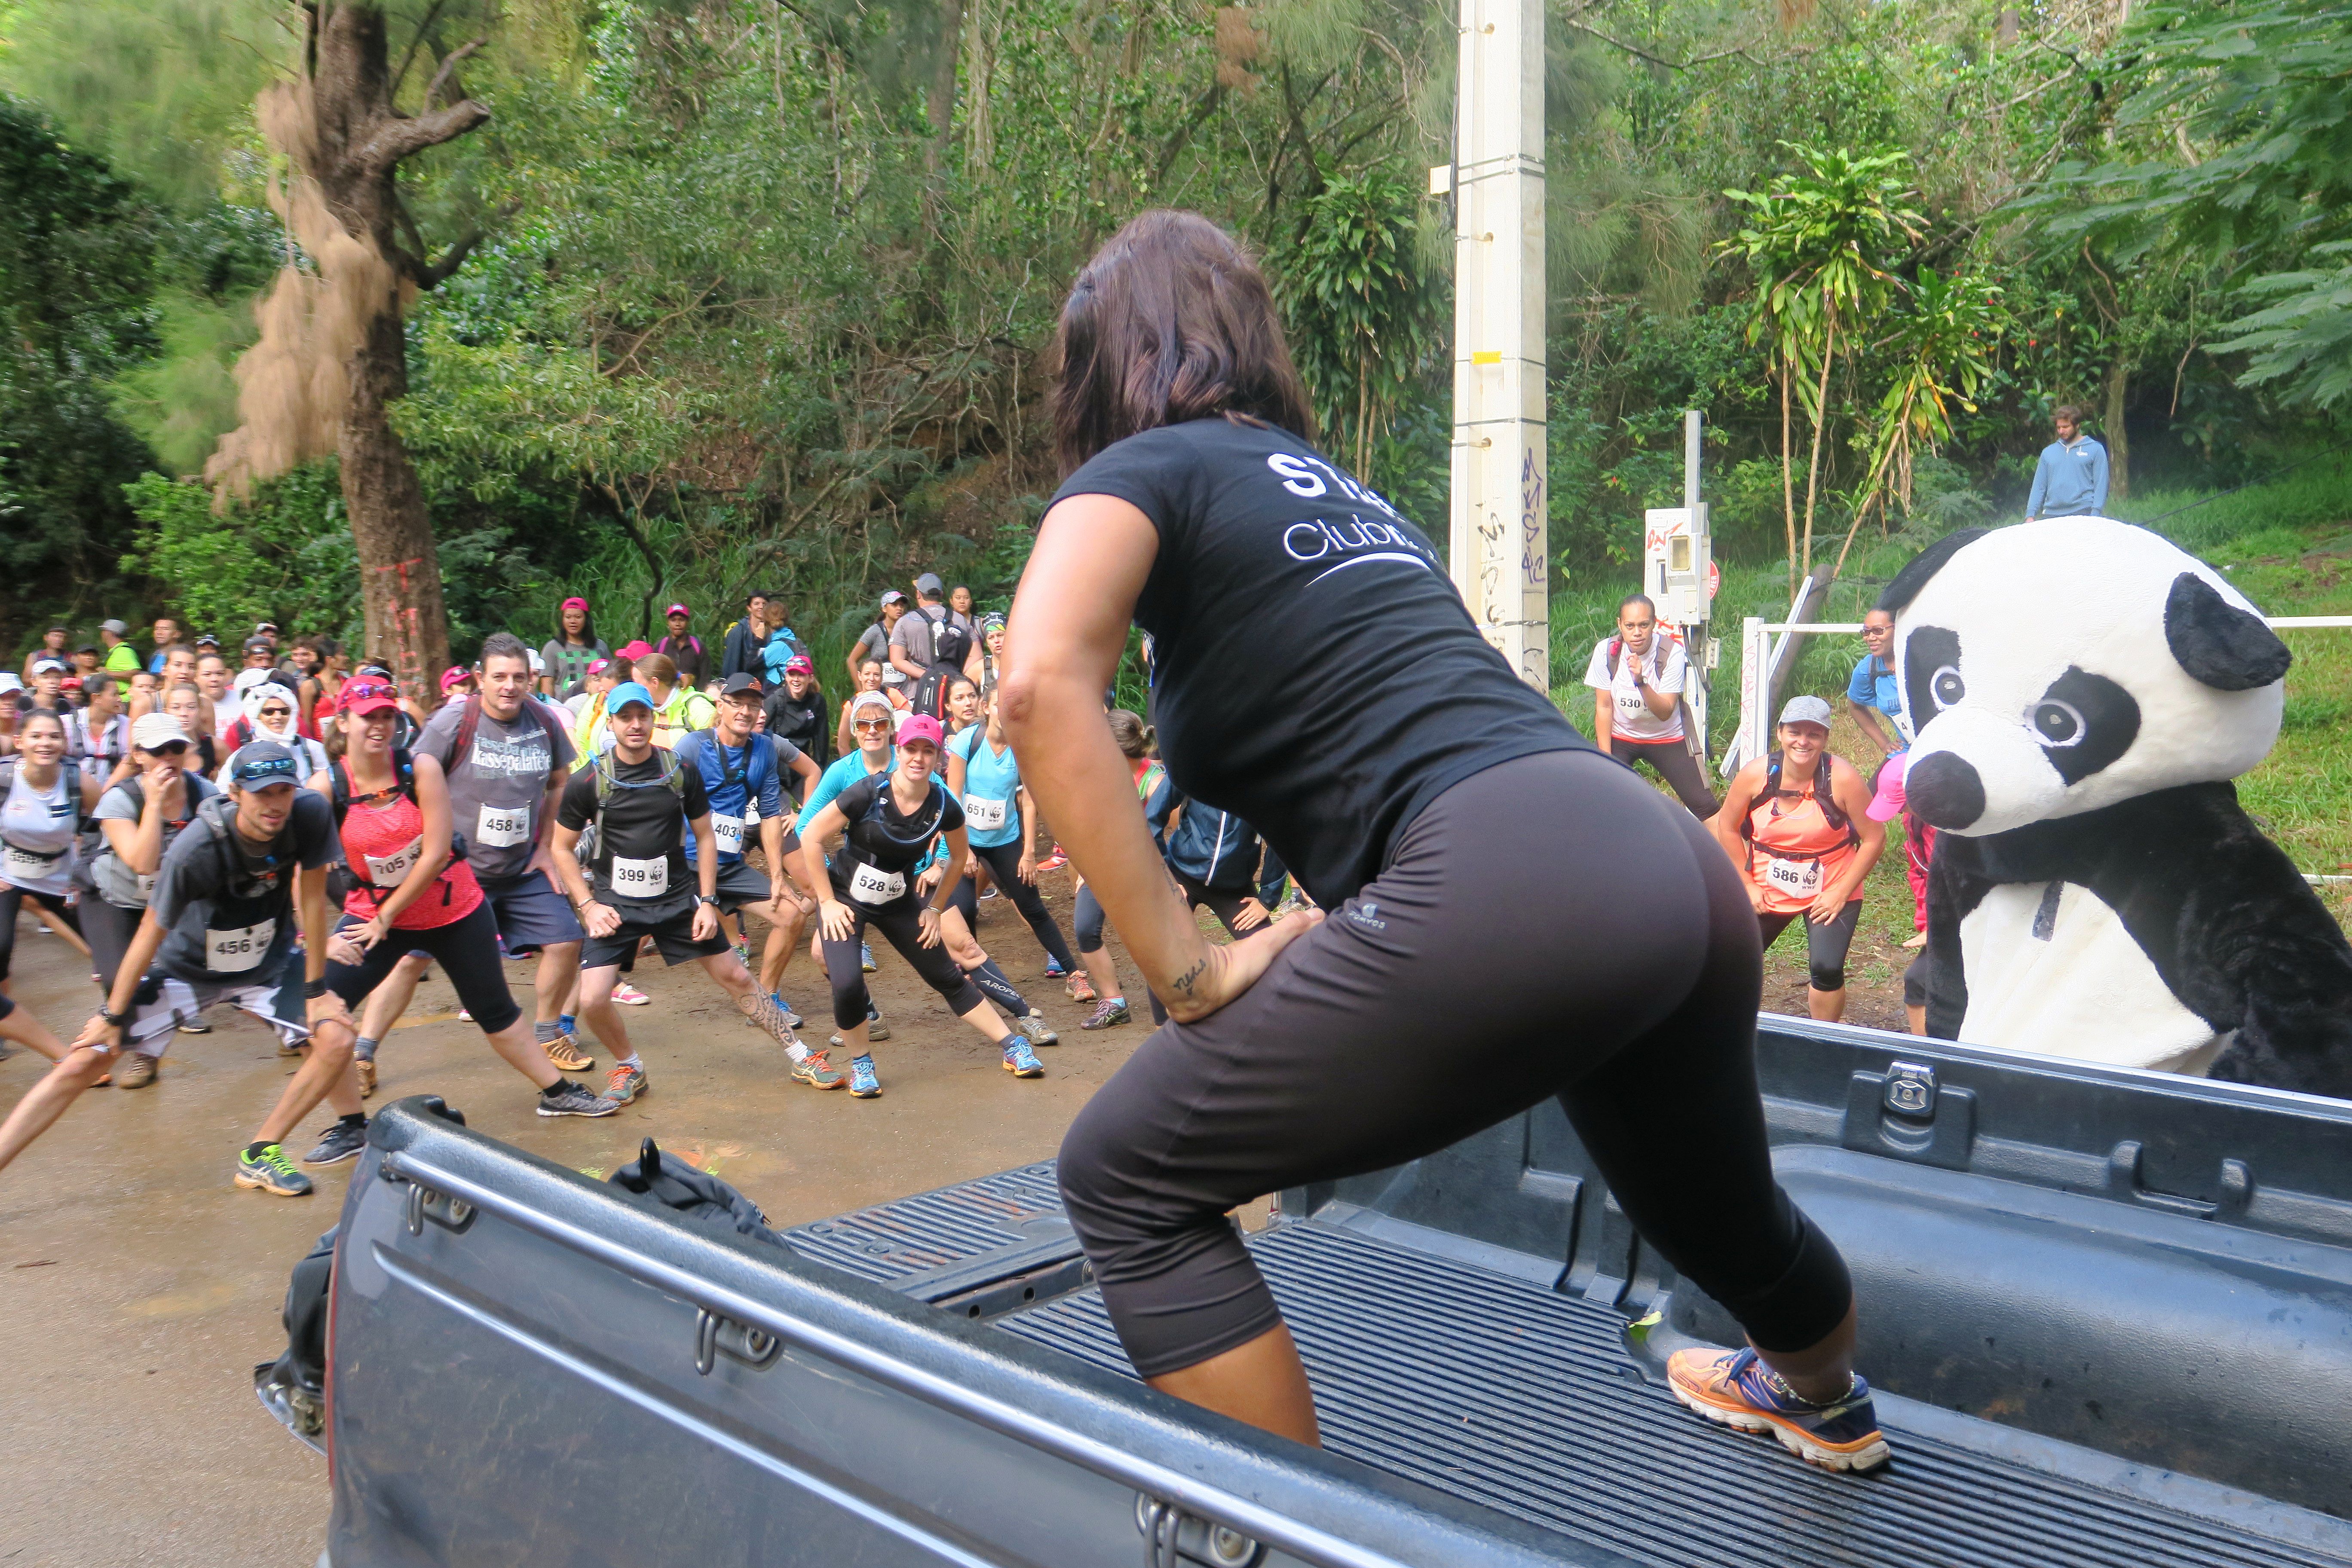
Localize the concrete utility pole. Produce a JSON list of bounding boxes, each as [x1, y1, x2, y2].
[[1441, 0, 1547, 689]]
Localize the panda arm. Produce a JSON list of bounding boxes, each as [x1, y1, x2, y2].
[[1923, 834, 1992, 1039]]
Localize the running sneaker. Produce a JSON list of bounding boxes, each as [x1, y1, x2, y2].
[[847, 1053, 882, 1098], [1038, 846, 1068, 871], [1017, 1010, 1060, 1047], [735, 988, 801, 1047], [457, 1008, 473, 1022], [277, 1033, 305, 1057], [790, 1049, 847, 1090], [1080, 998, 1130, 1030], [1065, 972, 1097, 1004], [235, 1144, 313, 1197], [860, 942, 877, 974], [355, 1056, 377, 1098], [979, 886, 999, 901], [112, 1052, 159, 1090], [603, 1063, 649, 1106], [543, 1033, 594, 1072], [770, 992, 805, 1030], [177, 1015, 211, 1034], [1666, 1347, 1891, 1473], [731, 941, 752, 967], [1043, 956, 1066, 979], [1002, 1038, 1044, 1078], [867, 1003, 889, 1042], [613, 981, 652, 1005], [537, 1080, 620, 1118], [303, 1119, 369, 1166]]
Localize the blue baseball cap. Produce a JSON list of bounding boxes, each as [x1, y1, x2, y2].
[[606, 681, 655, 714], [228, 741, 302, 788]]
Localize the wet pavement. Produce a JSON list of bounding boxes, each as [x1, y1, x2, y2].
[[0, 879, 1145, 1567]]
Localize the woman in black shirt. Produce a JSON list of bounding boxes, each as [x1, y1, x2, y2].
[[1001, 210, 1882, 1471]]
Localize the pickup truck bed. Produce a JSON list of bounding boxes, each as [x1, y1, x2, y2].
[[325, 1019, 2352, 1567]]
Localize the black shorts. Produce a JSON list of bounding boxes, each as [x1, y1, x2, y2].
[[581, 903, 729, 972], [707, 859, 774, 915], [475, 870, 586, 952]]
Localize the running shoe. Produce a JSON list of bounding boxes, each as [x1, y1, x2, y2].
[[867, 1003, 889, 1041], [790, 1049, 847, 1090], [543, 1033, 594, 1072], [1038, 846, 1068, 871], [1080, 998, 1130, 1030], [860, 942, 877, 974], [1002, 1038, 1044, 1078], [731, 941, 751, 967], [112, 1052, 159, 1090], [177, 1015, 211, 1034], [355, 1056, 377, 1098], [1017, 1010, 1060, 1047], [457, 1008, 473, 1022], [613, 981, 652, 1005], [537, 1080, 620, 1118], [235, 1144, 313, 1197], [847, 1053, 881, 1098], [1043, 956, 1066, 979], [303, 1119, 369, 1166], [603, 1063, 649, 1106], [1666, 1347, 1891, 1473], [979, 886, 999, 901], [1065, 972, 1096, 1004], [771, 992, 805, 1030], [277, 1033, 306, 1057], [735, 988, 801, 1048]]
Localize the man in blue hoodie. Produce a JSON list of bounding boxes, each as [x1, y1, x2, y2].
[[2025, 405, 2110, 521]]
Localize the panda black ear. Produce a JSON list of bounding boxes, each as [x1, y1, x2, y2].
[[1878, 528, 1990, 614], [2165, 572, 2292, 691]]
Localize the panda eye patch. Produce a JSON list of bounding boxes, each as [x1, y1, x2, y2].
[[2031, 699, 2086, 747], [1931, 666, 1966, 709]]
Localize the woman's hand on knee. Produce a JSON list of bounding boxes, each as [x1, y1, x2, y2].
[[1158, 908, 1323, 1024]]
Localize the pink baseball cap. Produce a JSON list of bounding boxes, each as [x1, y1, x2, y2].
[[616, 640, 653, 661], [340, 678, 401, 718], [560, 596, 589, 612], [1866, 751, 1909, 823], [897, 714, 945, 750], [784, 654, 813, 676], [439, 665, 471, 692], [665, 603, 689, 618]]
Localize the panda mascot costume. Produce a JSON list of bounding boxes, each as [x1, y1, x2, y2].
[[1883, 516, 2352, 1098]]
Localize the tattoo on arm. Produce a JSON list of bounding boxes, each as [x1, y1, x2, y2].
[[1169, 956, 1207, 998]]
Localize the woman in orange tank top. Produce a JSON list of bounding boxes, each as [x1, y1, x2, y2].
[[1711, 695, 1885, 1023]]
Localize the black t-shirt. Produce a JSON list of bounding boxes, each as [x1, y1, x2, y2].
[[1050, 416, 1582, 904], [149, 790, 340, 983], [557, 752, 711, 910], [828, 773, 962, 897], [763, 686, 829, 772]]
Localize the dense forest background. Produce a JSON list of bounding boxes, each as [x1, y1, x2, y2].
[[2, 0, 2346, 677]]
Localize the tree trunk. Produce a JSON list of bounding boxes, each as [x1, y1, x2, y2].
[[344, 308, 448, 689], [2103, 356, 2131, 502], [1780, 360, 1797, 597], [926, 0, 965, 185]]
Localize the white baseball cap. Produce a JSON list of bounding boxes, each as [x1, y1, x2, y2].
[[132, 711, 190, 750]]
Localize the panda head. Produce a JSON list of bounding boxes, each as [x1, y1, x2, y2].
[[1883, 518, 2291, 836]]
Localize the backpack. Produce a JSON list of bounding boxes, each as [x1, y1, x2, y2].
[[577, 744, 688, 869], [327, 748, 469, 906], [926, 608, 973, 673], [448, 694, 566, 789], [606, 1137, 784, 1249], [1737, 749, 1858, 852], [758, 628, 800, 687]]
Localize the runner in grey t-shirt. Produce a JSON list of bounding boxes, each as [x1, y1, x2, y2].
[[417, 690, 578, 882]]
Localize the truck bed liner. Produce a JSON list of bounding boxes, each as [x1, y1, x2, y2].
[[1001, 1219, 2343, 1568]]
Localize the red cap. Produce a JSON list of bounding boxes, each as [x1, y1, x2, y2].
[[340, 678, 400, 717], [439, 665, 471, 692], [560, 596, 589, 613], [897, 714, 945, 750], [784, 654, 814, 676], [665, 603, 689, 618], [616, 640, 653, 661]]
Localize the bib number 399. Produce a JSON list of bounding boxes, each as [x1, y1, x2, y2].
[[609, 854, 668, 897], [205, 919, 274, 974]]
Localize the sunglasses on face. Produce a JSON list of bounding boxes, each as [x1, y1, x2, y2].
[[259, 704, 292, 718], [853, 718, 891, 732], [144, 741, 190, 757]]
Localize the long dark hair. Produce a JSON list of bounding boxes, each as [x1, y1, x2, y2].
[[1053, 210, 1316, 476]]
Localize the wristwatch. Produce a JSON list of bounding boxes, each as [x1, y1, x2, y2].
[[305, 977, 331, 999], [698, 894, 720, 906], [98, 1004, 131, 1027]]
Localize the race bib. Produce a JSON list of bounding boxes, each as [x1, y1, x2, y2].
[[711, 814, 745, 855], [609, 853, 668, 898], [848, 862, 906, 906], [1764, 855, 1825, 899], [205, 919, 273, 974], [476, 802, 532, 849], [365, 836, 424, 888], [137, 872, 156, 899], [3, 842, 57, 884], [963, 796, 1008, 833]]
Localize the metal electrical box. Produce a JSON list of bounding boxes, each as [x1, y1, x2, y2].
[[1643, 505, 1713, 625]]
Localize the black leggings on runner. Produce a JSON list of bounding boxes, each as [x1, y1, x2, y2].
[[0, 884, 80, 984], [82, 897, 144, 992], [822, 890, 986, 1030], [325, 901, 523, 1035], [1757, 901, 1864, 993], [1073, 881, 1108, 954], [947, 840, 1078, 971], [1057, 747, 1851, 1379], [1609, 737, 1720, 820]]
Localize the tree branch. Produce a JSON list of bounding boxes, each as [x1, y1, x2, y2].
[[390, 0, 452, 100], [353, 100, 492, 175], [423, 37, 486, 113]]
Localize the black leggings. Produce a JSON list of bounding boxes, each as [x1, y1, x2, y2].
[[325, 901, 523, 1035], [1057, 749, 1851, 1379], [1073, 882, 1108, 954], [0, 884, 80, 984], [1609, 737, 1720, 820], [83, 897, 144, 992], [1757, 901, 1864, 992], [822, 887, 986, 1030], [948, 840, 1078, 971]]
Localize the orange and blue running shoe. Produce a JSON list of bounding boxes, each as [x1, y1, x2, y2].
[[1666, 1346, 1891, 1473]]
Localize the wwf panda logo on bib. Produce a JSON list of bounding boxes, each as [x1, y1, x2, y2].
[[1885, 516, 2352, 1098]]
